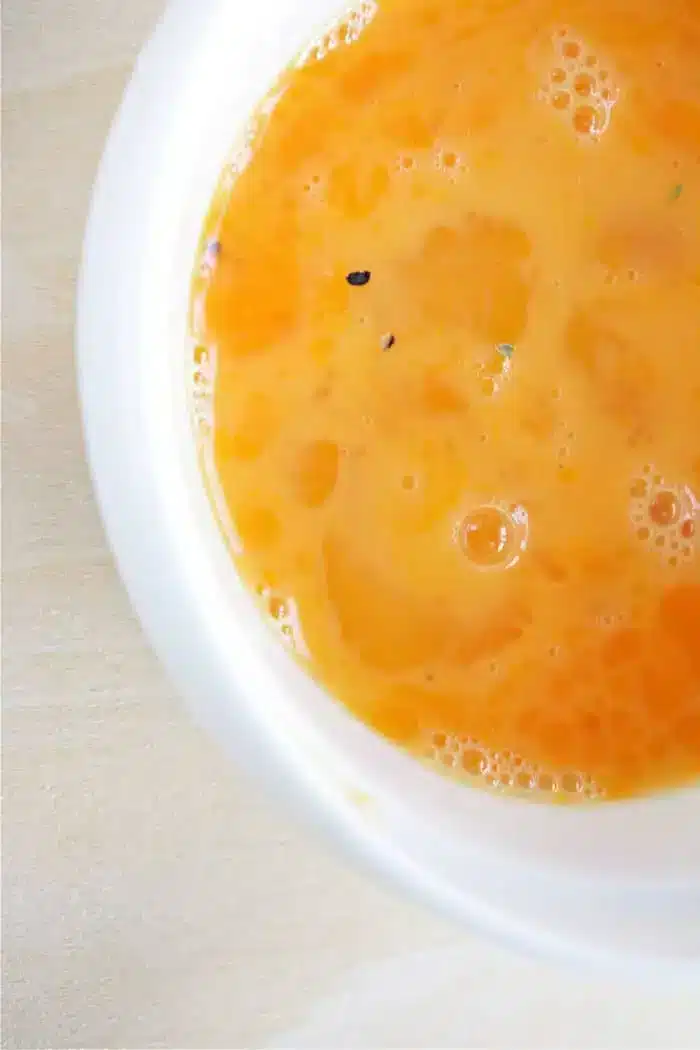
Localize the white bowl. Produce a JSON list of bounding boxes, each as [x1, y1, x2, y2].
[[77, 0, 700, 972]]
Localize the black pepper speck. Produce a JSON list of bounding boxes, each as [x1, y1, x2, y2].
[[347, 270, 371, 286]]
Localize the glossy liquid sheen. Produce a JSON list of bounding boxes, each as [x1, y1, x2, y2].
[[199, 0, 700, 801]]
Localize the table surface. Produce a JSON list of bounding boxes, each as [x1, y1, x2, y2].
[[4, 3, 700, 1048]]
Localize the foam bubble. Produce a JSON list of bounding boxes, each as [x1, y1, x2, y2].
[[540, 29, 619, 139], [191, 345, 215, 436], [422, 731, 605, 801], [630, 467, 698, 566], [458, 501, 529, 570], [299, 1, 378, 63], [433, 146, 465, 178], [259, 590, 309, 655]]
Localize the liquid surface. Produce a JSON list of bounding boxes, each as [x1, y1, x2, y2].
[[197, 0, 700, 801]]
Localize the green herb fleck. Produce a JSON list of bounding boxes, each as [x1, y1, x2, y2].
[[497, 342, 514, 358], [670, 183, 683, 202]]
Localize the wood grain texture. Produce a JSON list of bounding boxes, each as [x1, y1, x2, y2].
[[3, 3, 700, 1048]]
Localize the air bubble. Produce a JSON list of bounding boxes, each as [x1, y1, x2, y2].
[[461, 507, 509, 565], [424, 732, 603, 801], [459, 503, 529, 570], [561, 771, 583, 793], [462, 748, 484, 775], [574, 73, 595, 96], [630, 469, 697, 566], [649, 490, 680, 526], [562, 40, 581, 59], [573, 105, 601, 135], [545, 35, 618, 138], [267, 595, 288, 620]]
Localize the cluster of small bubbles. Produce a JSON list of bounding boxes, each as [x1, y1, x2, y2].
[[301, 172, 325, 199], [224, 111, 266, 179], [301, 1, 378, 62], [392, 145, 466, 179], [540, 29, 619, 139], [191, 344, 215, 436], [422, 731, 604, 801], [254, 585, 306, 650], [629, 465, 698, 567], [225, 142, 254, 182]]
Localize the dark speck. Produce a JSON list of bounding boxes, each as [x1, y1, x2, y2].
[[347, 270, 371, 286], [381, 333, 396, 351]]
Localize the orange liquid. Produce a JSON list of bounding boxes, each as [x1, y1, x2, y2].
[[198, 0, 700, 801]]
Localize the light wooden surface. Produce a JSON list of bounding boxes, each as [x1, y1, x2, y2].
[[4, 3, 700, 1048]]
